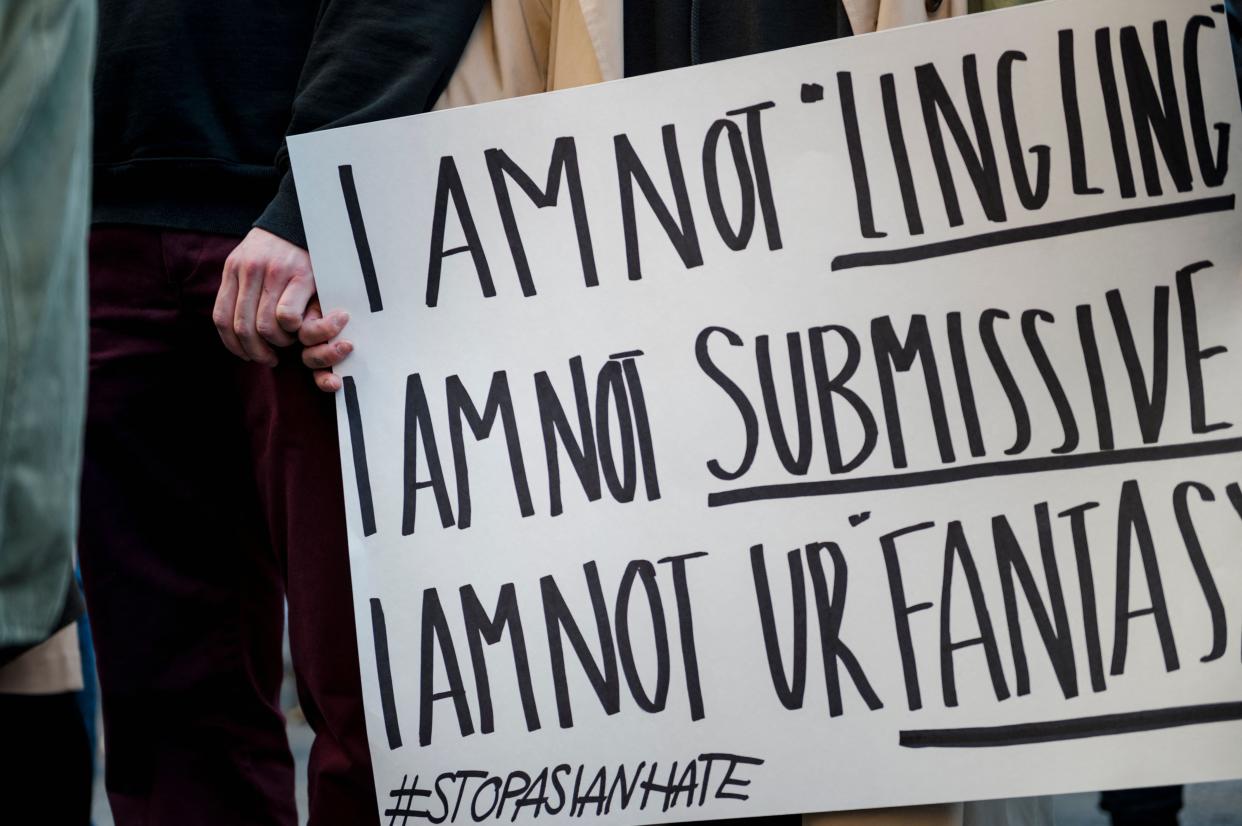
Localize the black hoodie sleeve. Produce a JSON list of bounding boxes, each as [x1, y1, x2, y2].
[[255, 0, 484, 248]]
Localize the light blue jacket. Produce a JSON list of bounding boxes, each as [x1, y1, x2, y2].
[[0, 0, 94, 649]]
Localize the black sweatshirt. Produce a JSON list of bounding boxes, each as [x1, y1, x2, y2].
[[624, 0, 852, 76], [92, 0, 483, 248]]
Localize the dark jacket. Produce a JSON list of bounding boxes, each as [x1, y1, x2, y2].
[[624, 0, 853, 76], [92, 0, 484, 248]]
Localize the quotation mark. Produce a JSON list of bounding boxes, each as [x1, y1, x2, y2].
[[801, 82, 825, 103]]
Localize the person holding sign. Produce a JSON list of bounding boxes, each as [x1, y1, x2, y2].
[[80, 2, 484, 824]]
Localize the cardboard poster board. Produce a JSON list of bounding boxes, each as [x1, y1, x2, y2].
[[289, 1, 1242, 821]]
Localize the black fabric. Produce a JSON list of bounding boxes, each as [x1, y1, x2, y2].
[[92, 0, 484, 248], [0, 692, 93, 824], [625, 0, 852, 76], [1100, 786, 1184, 826]]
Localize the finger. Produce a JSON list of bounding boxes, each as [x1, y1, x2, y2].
[[276, 273, 317, 333], [298, 309, 350, 347], [212, 265, 248, 360], [301, 298, 323, 328], [302, 339, 353, 370], [256, 276, 297, 348], [314, 370, 343, 393], [233, 263, 279, 366]]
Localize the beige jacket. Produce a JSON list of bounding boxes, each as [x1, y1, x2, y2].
[[845, 0, 969, 33], [437, 4, 1049, 826], [435, 0, 970, 109], [435, 0, 621, 106]]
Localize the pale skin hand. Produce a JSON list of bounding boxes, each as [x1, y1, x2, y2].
[[212, 227, 352, 391]]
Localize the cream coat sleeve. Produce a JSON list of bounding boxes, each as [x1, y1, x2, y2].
[[434, 0, 620, 112], [841, 0, 970, 34]]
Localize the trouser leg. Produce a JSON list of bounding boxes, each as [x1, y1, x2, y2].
[[238, 353, 379, 825], [80, 227, 295, 826]]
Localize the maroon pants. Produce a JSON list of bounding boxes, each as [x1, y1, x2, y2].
[[80, 227, 377, 825]]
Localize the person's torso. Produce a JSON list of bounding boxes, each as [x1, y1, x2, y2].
[[92, 0, 317, 172]]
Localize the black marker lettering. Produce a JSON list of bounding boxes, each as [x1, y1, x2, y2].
[[997, 51, 1051, 210], [697, 327, 760, 481], [1111, 480, 1180, 675], [1177, 261, 1231, 434], [419, 588, 474, 746], [427, 155, 494, 307], [749, 544, 808, 709], [872, 315, 956, 468], [615, 125, 703, 280], [447, 372, 534, 529], [460, 583, 541, 735], [940, 521, 1011, 707], [915, 56, 1007, 226], [403, 374, 456, 535], [485, 137, 598, 295], [1174, 482, 1227, 662]]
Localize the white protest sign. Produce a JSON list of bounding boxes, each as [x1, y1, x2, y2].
[[290, 0, 1242, 821]]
